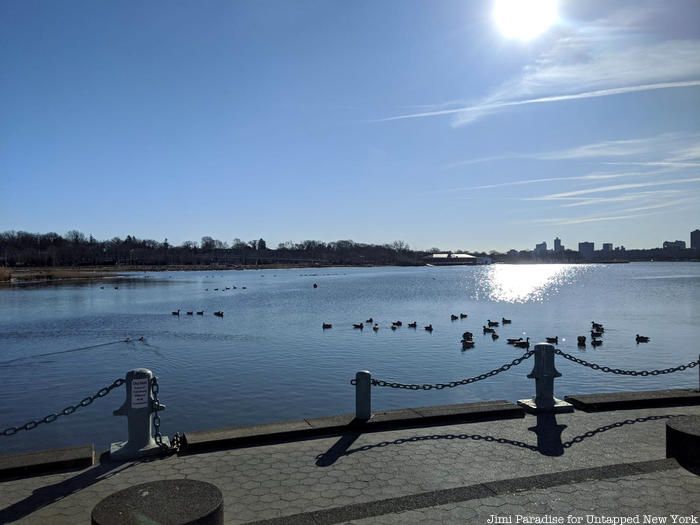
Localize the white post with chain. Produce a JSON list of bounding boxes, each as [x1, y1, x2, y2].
[[110, 368, 170, 460], [518, 343, 573, 414]]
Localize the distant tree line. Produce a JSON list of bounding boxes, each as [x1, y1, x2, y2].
[[2, 230, 696, 268], [0, 231, 429, 267]]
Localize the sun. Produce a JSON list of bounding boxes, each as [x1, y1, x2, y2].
[[493, 0, 559, 41]]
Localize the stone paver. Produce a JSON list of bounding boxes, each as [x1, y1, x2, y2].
[[1, 406, 699, 524], [345, 468, 700, 524]]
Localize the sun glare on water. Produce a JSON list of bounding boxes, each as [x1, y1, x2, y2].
[[479, 264, 583, 303], [492, 0, 559, 41]]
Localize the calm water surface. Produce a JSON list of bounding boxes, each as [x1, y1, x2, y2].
[[1, 263, 699, 454]]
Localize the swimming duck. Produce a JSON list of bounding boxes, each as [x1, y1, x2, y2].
[[461, 339, 475, 349], [501, 318, 512, 324], [322, 323, 332, 329], [577, 336, 586, 346], [513, 337, 530, 349], [424, 324, 433, 332], [196, 311, 204, 315], [366, 318, 374, 324], [591, 339, 603, 347], [373, 324, 379, 332], [450, 314, 458, 321], [506, 337, 523, 344], [460, 313, 468, 319], [545, 336, 558, 344], [353, 323, 364, 329], [214, 311, 224, 317], [462, 331, 473, 341], [408, 322, 417, 328], [491, 332, 499, 340], [172, 309, 180, 316], [483, 326, 495, 334], [487, 320, 499, 327], [636, 334, 650, 343]]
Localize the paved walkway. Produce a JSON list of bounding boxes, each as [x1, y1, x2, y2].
[[1, 406, 699, 524]]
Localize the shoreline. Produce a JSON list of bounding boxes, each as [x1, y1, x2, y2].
[[1, 260, 697, 287], [0, 263, 347, 287]]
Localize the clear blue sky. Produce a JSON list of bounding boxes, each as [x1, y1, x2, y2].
[[1, 0, 699, 251]]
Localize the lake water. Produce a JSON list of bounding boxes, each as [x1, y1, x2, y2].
[[1, 263, 699, 454]]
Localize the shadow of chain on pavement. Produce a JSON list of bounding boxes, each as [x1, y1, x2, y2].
[[316, 414, 678, 466]]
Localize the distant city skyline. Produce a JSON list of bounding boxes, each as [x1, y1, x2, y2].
[[531, 229, 699, 254], [1, 1, 699, 251]]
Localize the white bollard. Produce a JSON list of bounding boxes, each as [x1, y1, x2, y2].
[[518, 343, 573, 414], [110, 368, 169, 460], [355, 371, 372, 420]]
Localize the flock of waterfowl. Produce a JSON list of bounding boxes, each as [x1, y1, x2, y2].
[[323, 316, 440, 333], [168, 283, 250, 317], [171, 309, 224, 317], [322, 315, 651, 351]]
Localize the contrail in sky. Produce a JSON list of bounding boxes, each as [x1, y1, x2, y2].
[[375, 80, 700, 123]]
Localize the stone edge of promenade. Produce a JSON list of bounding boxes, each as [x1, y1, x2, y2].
[[2, 388, 699, 481]]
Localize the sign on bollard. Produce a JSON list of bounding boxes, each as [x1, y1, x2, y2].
[[110, 368, 170, 460], [518, 343, 573, 414]]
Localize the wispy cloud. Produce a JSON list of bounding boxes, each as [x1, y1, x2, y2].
[[446, 132, 700, 168], [377, 80, 700, 123], [558, 190, 683, 208], [527, 195, 697, 225], [527, 177, 700, 201], [528, 209, 674, 226], [441, 169, 671, 192], [534, 136, 676, 160]]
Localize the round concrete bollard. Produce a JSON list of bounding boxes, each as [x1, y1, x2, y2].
[[91, 479, 223, 525], [666, 415, 700, 466]]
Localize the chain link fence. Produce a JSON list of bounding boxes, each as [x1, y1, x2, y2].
[[1, 378, 125, 437]]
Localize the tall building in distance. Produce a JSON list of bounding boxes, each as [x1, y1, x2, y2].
[[663, 240, 686, 250], [534, 241, 547, 255], [554, 237, 563, 252], [578, 242, 594, 259], [602, 243, 613, 252], [692, 229, 700, 250]]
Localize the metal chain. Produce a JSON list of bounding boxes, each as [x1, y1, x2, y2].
[[355, 350, 535, 390], [554, 349, 699, 376], [1, 378, 125, 437], [151, 376, 179, 453]]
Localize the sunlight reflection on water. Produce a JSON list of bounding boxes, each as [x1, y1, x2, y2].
[[476, 264, 589, 303]]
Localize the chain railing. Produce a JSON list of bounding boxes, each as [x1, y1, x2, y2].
[[554, 349, 699, 376], [352, 351, 536, 419], [1, 378, 125, 437], [355, 350, 535, 391], [350, 350, 535, 390], [151, 376, 180, 453]]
